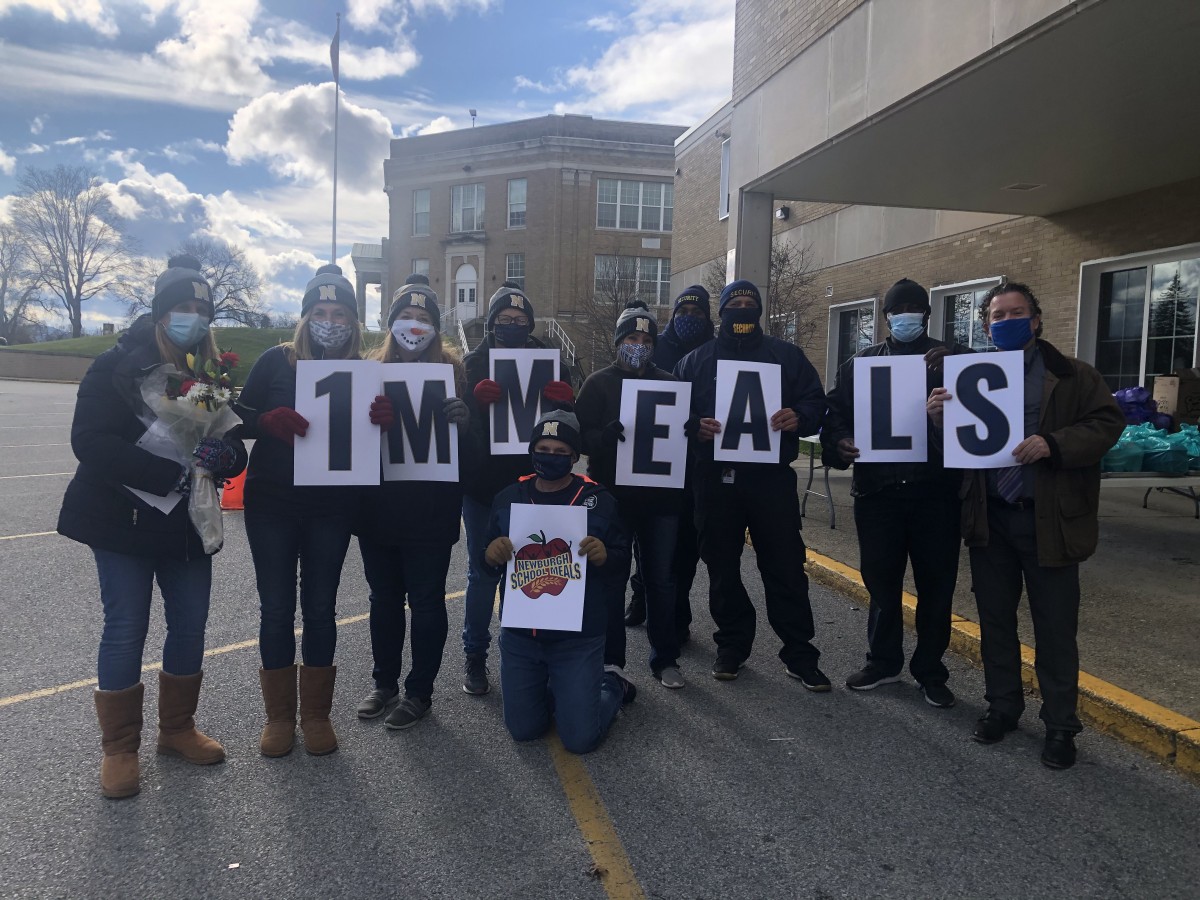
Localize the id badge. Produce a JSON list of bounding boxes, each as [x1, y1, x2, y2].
[[721, 467, 735, 485]]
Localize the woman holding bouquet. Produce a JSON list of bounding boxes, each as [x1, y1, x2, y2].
[[235, 264, 363, 758], [58, 254, 246, 799], [354, 275, 476, 729]]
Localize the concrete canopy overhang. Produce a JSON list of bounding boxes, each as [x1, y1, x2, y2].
[[750, 0, 1200, 217]]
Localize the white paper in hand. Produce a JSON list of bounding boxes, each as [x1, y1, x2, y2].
[[501, 503, 588, 632]]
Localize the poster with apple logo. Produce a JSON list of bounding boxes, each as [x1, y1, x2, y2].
[[501, 504, 588, 632]]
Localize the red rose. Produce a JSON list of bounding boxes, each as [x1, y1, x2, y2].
[[180, 379, 197, 395], [219, 351, 240, 368]]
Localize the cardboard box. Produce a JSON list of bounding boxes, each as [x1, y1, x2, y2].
[[1153, 368, 1200, 429]]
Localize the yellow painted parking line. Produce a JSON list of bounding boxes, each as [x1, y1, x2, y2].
[[0, 443, 70, 448], [0, 531, 58, 541], [547, 730, 646, 900], [0, 472, 73, 480], [0, 590, 465, 709]]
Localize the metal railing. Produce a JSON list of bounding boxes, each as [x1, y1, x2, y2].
[[544, 318, 577, 369]]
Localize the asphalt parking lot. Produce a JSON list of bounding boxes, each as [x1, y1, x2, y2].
[[1, 379, 1197, 900]]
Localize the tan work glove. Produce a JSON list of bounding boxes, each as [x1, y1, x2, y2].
[[485, 536, 514, 567], [578, 536, 607, 567]]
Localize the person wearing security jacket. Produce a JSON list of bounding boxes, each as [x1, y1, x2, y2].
[[58, 254, 246, 799], [624, 285, 714, 635], [460, 281, 574, 696], [354, 276, 478, 730], [675, 279, 829, 689], [927, 282, 1123, 770], [234, 263, 363, 759], [820, 278, 972, 708], [576, 301, 685, 689], [482, 409, 635, 754]]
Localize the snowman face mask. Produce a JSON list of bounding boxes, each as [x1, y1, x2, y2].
[[391, 318, 437, 353]]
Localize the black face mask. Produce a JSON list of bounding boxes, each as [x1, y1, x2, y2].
[[531, 452, 573, 481], [493, 323, 530, 347], [720, 307, 762, 339]]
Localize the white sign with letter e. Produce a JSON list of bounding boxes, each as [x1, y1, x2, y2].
[[713, 360, 782, 464], [852, 355, 929, 463], [489, 349, 560, 456], [942, 351, 1025, 469], [501, 503, 588, 632], [294, 360, 384, 485], [615, 381, 691, 488]]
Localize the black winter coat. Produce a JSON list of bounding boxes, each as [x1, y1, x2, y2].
[[57, 317, 247, 559], [653, 323, 713, 374]]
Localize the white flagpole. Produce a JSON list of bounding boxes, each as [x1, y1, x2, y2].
[[331, 12, 340, 264]]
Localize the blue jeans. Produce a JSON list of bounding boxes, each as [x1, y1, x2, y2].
[[93, 548, 212, 691], [617, 512, 680, 674], [245, 508, 353, 669], [360, 538, 451, 701], [499, 629, 623, 755], [462, 494, 500, 660]]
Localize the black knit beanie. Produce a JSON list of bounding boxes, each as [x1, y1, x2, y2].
[[528, 408, 582, 456], [151, 254, 214, 322], [673, 285, 711, 320], [613, 300, 657, 345], [882, 278, 930, 313], [487, 281, 535, 328], [301, 264, 358, 317], [387, 274, 441, 330]]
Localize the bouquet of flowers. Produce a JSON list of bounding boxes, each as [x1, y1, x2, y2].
[[139, 350, 242, 553]]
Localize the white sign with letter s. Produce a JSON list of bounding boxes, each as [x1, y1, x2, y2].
[[942, 351, 1025, 469]]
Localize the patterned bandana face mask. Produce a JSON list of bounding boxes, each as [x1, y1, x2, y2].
[[391, 318, 437, 353], [617, 342, 653, 369], [308, 319, 354, 349]]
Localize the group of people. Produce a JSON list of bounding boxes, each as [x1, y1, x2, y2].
[[59, 253, 1122, 800]]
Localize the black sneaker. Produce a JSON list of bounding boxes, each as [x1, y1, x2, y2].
[[919, 681, 956, 708], [462, 655, 490, 695], [384, 696, 432, 730], [623, 596, 646, 627], [972, 709, 1018, 744], [604, 666, 637, 706], [786, 664, 832, 692], [1041, 730, 1077, 770], [711, 654, 746, 681], [845, 666, 903, 691], [356, 687, 399, 719]]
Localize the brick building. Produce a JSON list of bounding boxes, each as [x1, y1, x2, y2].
[[356, 114, 685, 370], [672, 0, 1200, 390]]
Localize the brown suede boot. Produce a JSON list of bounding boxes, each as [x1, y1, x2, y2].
[[298, 665, 338, 756], [94, 683, 144, 799], [259, 665, 297, 758], [156, 671, 226, 764]]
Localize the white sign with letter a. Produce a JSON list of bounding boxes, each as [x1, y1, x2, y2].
[[942, 351, 1025, 469], [712, 360, 782, 464], [501, 503, 588, 632], [615, 381, 691, 488], [489, 349, 561, 456], [852, 356, 929, 463], [380, 362, 458, 483], [294, 360, 382, 485]]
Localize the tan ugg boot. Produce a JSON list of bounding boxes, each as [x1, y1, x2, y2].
[[94, 683, 144, 799], [156, 671, 226, 765], [298, 665, 338, 756], [259, 665, 297, 757]]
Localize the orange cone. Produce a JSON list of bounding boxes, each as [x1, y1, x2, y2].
[[220, 470, 246, 511]]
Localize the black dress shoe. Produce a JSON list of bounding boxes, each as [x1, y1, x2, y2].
[[1041, 730, 1077, 769], [623, 597, 646, 627], [972, 710, 1018, 744]]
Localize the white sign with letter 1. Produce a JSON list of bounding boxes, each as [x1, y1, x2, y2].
[[712, 360, 782, 464], [489, 349, 561, 456], [615, 380, 691, 488], [294, 360, 385, 485], [501, 503, 588, 632], [380, 362, 459, 483], [852, 355, 929, 463], [942, 351, 1026, 469]]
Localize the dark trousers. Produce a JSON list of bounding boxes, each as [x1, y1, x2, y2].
[[969, 504, 1082, 734], [854, 482, 960, 685], [695, 465, 819, 669], [246, 507, 353, 670], [630, 490, 698, 633], [607, 512, 681, 674], [359, 538, 452, 702]]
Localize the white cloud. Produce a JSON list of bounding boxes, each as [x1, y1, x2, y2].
[[225, 82, 394, 192], [416, 115, 456, 135], [409, 0, 494, 16], [264, 20, 420, 81], [585, 14, 620, 33], [0, 145, 15, 175], [153, 0, 273, 97], [18, 143, 47, 154], [345, 0, 400, 30], [0, 0, 118, 37], [29, 115, 46, 135], [513, 75, 561, 94], [52, 130, 113, 147]]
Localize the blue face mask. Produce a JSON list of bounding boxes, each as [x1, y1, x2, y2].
[[989, 317, 1034, 351], [720, 307, 761, 339], [164, 311, 210, 349], [887, 312, 926, 343], [493, 322, 530, 347], [531, 451, 573, 481], [671, 314, 708, 344], [617, 342, 653, 370]]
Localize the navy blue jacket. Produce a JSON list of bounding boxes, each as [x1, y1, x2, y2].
[[57, 316, 246, 559], [483, 474, 630, 640], [653, 321, 713, 373], [674, 327, 825, 473]]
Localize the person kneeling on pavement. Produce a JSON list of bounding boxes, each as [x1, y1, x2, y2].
[[482, 409, 635, 754]]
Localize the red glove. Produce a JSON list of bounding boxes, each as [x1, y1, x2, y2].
[[370, 395, 395, 430], [473, 379, 502, 407], [258, 407, 309, 446], [542, 380, 574, 407]]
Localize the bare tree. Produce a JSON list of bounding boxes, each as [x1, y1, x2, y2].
[[0, 224, 41, 344], [576, 256, 666, 370], [702, 237, 822, 348], [11, 165, 137, 338], [123, 237, 268, 326]]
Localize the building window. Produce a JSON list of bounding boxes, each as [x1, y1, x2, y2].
[[718, 139, 730, 221], [451, 183, 485, 233], [411, 258, 429, 278], [506, 253, 525, 290], [412, 189, 430, 236], [827, 299, 876, 385], [931, 278, 1002, 352], [596, 178, 673, 232], [594, 255, 671, 306], [507, 179, 527, 229]]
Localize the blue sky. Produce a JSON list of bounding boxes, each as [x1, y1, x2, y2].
[[0, 0, 734, 330]]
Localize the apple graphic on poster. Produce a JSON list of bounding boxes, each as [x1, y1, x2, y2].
[[515, 530, 572, 599]]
